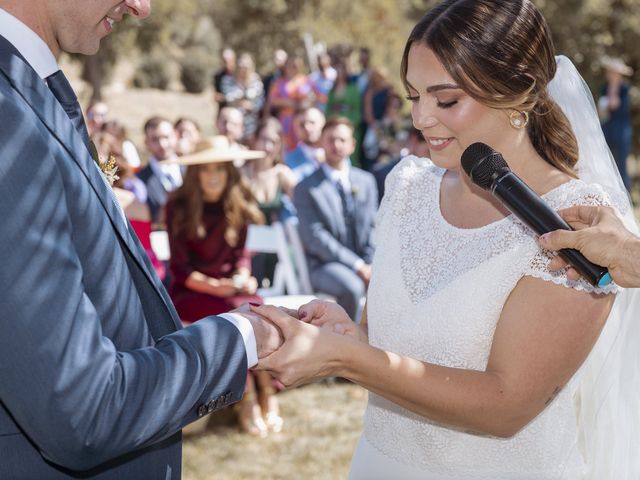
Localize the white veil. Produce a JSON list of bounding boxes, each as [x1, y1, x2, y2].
[[548, 55, 640, 479]]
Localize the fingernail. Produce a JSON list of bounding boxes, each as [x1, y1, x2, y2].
[[249, 302, 261, 307], [299, 311, 307, 319]]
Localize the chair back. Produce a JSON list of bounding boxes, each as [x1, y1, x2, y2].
[[245, 222, 301, 296], [149, 230, 171, 261], [283, 219, 314, 295]]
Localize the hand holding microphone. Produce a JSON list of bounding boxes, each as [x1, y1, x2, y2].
[[461, 142, 612, 287], [539, 205, 640, 288]]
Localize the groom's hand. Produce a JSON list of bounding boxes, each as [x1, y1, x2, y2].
[[232, 304, 283, 358]]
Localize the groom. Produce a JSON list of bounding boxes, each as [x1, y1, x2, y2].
[[0, 1, 280, 478]]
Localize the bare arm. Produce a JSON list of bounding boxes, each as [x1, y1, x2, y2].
[[257, 276, 613, 437], [277, 164, 298, 198]]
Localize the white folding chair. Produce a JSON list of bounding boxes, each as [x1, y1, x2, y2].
[[245, 222, 318, 310], [149, 230, 171, 261]]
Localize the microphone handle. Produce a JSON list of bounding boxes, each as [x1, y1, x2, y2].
[[491, 173, 611, 287]]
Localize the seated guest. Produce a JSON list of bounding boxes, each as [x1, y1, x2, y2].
[[92, 131, 165, 282], [137, 116, 181, 225], [174, 117, 202, 157], [102, 119, 142, 170], [166, 136, 280, 436], [285, 106, 326, 181], [293, 117, 378, 320], [166, 136, 265, 321], [246, 117, 298, 224], [245, 118, 298, 287], [216, 106, 246, 150], [86, 100, 108, 137]]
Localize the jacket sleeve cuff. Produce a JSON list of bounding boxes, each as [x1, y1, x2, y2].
[[218, 313, 258, 368]]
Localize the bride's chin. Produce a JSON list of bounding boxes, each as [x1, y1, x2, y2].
[[429, 153, 461, 172]]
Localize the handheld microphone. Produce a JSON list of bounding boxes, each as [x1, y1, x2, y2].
[[460, 142, 612, 287]]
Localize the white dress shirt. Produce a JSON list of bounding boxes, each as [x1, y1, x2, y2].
[[0, 8, 258, 368]]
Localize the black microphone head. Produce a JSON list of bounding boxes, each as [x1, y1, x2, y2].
[[461, 142, 511, 190]]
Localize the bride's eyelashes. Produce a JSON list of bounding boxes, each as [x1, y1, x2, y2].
[[437, 99, 458, 109], [404, 94, 459, 110]]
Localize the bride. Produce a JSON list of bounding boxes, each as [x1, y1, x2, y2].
[[252, 0, 640, 478]]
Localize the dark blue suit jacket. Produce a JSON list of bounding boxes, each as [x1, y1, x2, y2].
[[0, 35, 247, 479]]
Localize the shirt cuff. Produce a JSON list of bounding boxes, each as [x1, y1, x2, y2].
[[218, 312, 258, 368], [352, 258, 365, 272]]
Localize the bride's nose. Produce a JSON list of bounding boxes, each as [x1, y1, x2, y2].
[[411, 99, 439, 131], [124, 0, 151, 19]]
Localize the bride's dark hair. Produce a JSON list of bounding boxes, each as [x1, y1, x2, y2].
[[401, 0, 578, 177]]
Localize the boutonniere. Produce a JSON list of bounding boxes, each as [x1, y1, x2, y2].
[[351, 185, 359, 198], [89, 140, 119, 187]]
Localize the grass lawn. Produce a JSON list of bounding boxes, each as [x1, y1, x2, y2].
[[182, 382, 368, 480]]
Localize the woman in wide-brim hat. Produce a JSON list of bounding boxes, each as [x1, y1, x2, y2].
[[166, 135, 266, 320], [599, 56, 634, 191], [165, 136, 283, 437]]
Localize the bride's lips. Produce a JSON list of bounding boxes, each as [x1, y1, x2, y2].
[[103, 16, 114, 33], [426, 137, 454, 152]]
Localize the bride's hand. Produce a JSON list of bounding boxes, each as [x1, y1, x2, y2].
[[250, 304, 351, 387], [298, 299, 368, 343]]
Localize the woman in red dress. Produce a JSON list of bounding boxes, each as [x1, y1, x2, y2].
[[166, 136, 283, 436]]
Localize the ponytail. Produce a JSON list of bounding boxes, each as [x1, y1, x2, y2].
[[528, 93, 579, 177]]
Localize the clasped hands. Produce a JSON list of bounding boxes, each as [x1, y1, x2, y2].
[[234, 300, 367, 387]]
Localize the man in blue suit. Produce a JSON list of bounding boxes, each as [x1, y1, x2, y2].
[[137, 116, 182, 225], [0, 1, 280, 478], [293, 117, 378, 320]]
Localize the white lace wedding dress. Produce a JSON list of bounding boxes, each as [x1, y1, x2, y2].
[[348, 156, 619, 480]]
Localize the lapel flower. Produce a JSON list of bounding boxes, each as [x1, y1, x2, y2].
[[89, 140, 119, 187], [351, 184, 359, 199]]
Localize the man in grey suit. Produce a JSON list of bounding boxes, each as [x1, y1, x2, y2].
[[293, 117, 378, 320], [0, 1, 280, 478]]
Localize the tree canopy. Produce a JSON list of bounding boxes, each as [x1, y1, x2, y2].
[[81, 0, 640, 152]]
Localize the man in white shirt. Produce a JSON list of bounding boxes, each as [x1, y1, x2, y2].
[[293, 117, 379, 319], [137, 116, 182, 224], [0, 1, 280, 478], [285, 106, 327, 181]]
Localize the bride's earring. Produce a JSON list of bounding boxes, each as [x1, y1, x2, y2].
[[509, 110, 529, 129]]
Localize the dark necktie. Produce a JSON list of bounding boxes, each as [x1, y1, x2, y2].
[[46, 70, 90, 149], [336, 180, 358, 252], [335, 181, 354, 215]]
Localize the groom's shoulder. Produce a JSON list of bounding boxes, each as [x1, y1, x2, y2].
[[0, 78, 44, 142]]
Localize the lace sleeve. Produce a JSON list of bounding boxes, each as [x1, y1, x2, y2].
[[524, 181, 620, 295]]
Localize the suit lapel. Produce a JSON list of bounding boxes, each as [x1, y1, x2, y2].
[[0, 36, 179, 330]]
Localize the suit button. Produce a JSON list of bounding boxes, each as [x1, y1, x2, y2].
[[197, 404, 207, 417], [207, 399, 217, 413], [224, 392, 233, 403]]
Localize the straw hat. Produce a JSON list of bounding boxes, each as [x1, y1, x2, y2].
[[601, 56, 633, 76], [170, 135, 265, 166]]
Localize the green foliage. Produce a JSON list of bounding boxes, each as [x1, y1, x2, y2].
[[133, 50, 171, 90], [180, 48, 215, 94], [85, 0, 640, 152]]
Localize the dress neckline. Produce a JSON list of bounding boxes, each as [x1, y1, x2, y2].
[[433, 166, 580, 233]]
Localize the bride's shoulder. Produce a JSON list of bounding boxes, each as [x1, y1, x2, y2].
[[545, 178, 624, 211], [384, 155, 442, 190]]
